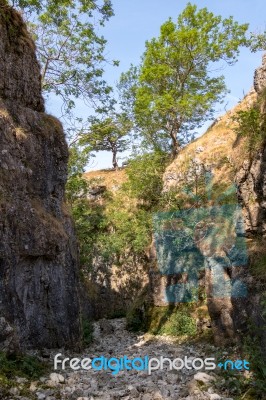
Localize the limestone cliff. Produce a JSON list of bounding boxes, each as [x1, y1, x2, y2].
[[0, 4, 81, 350], [236, 54, 266, 235]]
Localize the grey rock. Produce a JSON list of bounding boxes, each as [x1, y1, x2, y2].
[[77, 398, 90, 400], [49, 373, 65, 384], [98, 318, 114, 335], [254, 54, 266, 94], [142, 394, 153, 400], [10, 387, 19, 395], [0, 5, 81, 351], [208, 394, 222, 400], [193, 372, 216, 385], [36, 393, 46, 400]]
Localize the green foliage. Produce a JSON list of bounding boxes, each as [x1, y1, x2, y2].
[[119, 3, 248, 155], [80, 114, 131, 169], [66, 145, 90, 204], [97, 198, 151, 262], [233, 102, 266, 154], [0, 352, 48, 379], [10, 0, 115, 116], [127, 297, 198, 337], [138, 305, 197, 337], [66, 146, 106, 269], [66, 148, 154, 270], [123, 151, 169, 209], [156, 311, 197, 337], [249, 30, 266, 52], [66, 146, 157, 271], [82, 318, 94, 346], [72, 150, 169, 267], [73, 200, 106, 268], [12, 0, 113, 19], [240, 318, 266, 397]]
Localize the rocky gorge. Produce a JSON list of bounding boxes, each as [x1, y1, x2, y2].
[[0, 2, 265, 400]]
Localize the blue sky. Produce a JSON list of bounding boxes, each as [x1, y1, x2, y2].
[[47, 0, 266, 170]]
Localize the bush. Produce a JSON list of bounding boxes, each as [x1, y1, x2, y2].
[[146, 305, 197, 337], [0, 352, 47, 379], [234, 101, 266, 154], [82, 318, 94, 346], [123, 151, 169, 209]]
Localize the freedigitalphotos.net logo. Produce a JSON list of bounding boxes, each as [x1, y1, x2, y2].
[[54, 354, 249, 375]]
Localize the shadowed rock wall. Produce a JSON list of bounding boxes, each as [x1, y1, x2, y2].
[[0, 4, 81, 350]]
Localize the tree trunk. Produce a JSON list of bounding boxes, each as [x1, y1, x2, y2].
[[112, 149, 118, 170], [170, 131, 179, 158]]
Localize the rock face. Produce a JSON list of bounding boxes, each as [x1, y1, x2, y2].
[[254, 53, 266, 95], [235, 55, 266, 356], [153, 55, 266, 347], [236, 55, 266, 236], [0, 4, 81, 350]]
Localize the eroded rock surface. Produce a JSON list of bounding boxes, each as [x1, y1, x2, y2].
[[236, 54, 266, 236], [0, 4, 81, 350]]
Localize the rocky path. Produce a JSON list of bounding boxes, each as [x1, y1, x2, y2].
[[13, 319, 234, 400], [35, 319, 232, 400]]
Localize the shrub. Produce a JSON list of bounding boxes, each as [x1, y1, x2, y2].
[[146, 305, 197, 337], [0, 352, 47, 379], [82, 318, 94, 346]]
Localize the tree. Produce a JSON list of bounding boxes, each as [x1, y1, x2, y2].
[[65, 145, 106, 269], [8, 0, 115, 117], [123, 151, 169, 209], [65, 145, 90, 206], [119, 3, 248, 157], [80, 114, 131, 169], [249, 30, 266, 52]]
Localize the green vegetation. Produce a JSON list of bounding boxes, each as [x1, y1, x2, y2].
[[213, 334, 266, 399], [66, 145, 169, 272], [119, 3, 248, 156], [124, 151, 169, 209], [66, 146, 103, 269], [9, 0, 115, 119], [0, 352, 48, 380], [80, 114, 131, 170], [249, 30, 266, 52], [0, 352, 49, 400], [234, 101, 266, 154], [127, 302, 199, 338], [146, 305, 197, 337], [82, 318, 94, 346]]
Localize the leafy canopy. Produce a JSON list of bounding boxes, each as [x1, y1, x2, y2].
[[249, 30, 266, 52], [123, 151, 169, 209], [9, 0, 115, 116], [80, 114, 132, 169], [119, 3, 248, 156]]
